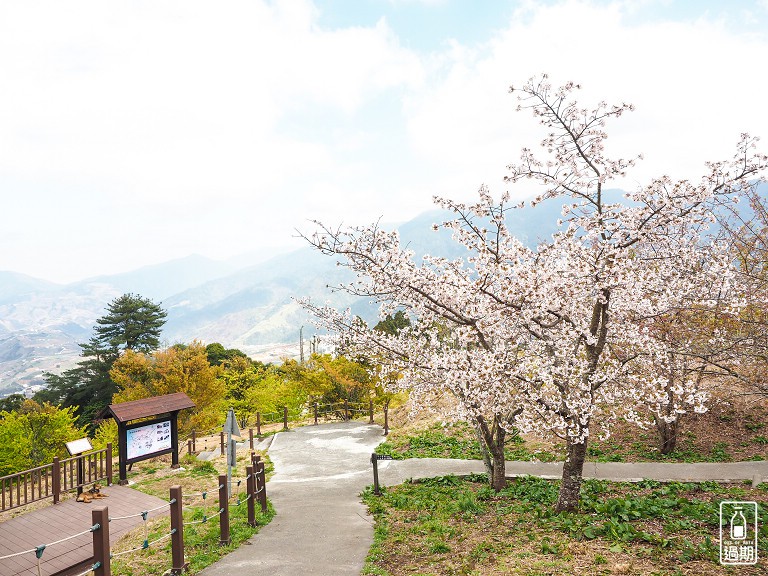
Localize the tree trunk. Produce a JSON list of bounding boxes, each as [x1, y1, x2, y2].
[[488, 422, 507, 491], [656, 417, 678, 455], [474, 415, 508, 491], [473, 422, 494, 478], [555, 437, 588, 512]]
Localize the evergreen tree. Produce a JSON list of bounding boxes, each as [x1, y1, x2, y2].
[[38, 293, 167, 426]]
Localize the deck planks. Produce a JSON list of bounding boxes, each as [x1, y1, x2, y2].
[[0, 485, 168, 576]]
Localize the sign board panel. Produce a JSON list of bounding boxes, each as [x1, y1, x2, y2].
[[65, 437, 93, 456], [126, 419, 172, 461]]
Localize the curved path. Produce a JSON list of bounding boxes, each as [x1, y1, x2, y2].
[[201, 422, 768, 576], [200, 421, 385, 576]]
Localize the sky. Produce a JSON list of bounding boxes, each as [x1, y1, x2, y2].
[[1, 0, 767, 284]]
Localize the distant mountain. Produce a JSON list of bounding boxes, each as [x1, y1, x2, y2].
[[0, 202, 568, 397], [0, 271, 59, 304], [74, 254, 237, 302]]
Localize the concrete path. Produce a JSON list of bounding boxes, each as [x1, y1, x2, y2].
[[199, 421, 385, 576], [377, 458, 768, 486], [200, 422, 768, 576]]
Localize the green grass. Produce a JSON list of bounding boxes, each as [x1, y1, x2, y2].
[[375, 422, 561, 462], [362, 475, 768, 575], [111, 453, 275, 575]]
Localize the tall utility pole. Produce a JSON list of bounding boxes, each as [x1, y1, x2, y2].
[[299, 326, 305, 364]]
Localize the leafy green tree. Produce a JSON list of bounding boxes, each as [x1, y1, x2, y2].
[[39, 293, 167, 426], [111, 342, 225, 436], [0, 393, 25, 414], [0, 400, 85, 475], [373, 311, 411, 336], [206, 342, 250, 367]]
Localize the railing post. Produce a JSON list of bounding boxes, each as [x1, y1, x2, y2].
[[371, 454, 381, 496], [282, 406, 288, 431], [314, 402, 318, 425], [92, 506, 111, 576], [218, 474, 231, 545], [77, 454, 85, 495], [106, 444, 113, 486], [246, 465, 256, 528], [52, 457, 61, 504], [249, 428, 254, 451], [256, 458, 268, 514], [170, 485, 186, 575], [384, 404, 389, 436], [220, 432, 225, 456], [188, 440, 192, 455], [369, 400, 374, 424], [344, 399, 349, 421]]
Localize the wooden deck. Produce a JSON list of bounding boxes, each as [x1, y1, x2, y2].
[[0, 485, 168, 576]]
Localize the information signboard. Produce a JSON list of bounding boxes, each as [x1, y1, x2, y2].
[[126, 419, 172, 461]]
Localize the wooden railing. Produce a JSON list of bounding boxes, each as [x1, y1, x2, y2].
[[0, 444, 113, 511]]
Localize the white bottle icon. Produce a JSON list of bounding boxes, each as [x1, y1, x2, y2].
[[731, 506, 747, 540]]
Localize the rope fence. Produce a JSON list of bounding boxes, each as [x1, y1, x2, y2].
[[184, 400, 391, 458], [0, 453, 269, 576]]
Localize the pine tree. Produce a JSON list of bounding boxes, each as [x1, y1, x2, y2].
[[38, 293, 167, 426]]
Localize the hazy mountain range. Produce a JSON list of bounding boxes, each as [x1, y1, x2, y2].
[[0, 200, 565, 397]]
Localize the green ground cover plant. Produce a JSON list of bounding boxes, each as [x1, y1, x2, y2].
[[110, 451, 275, 575], [362, 474, 768, 575], [375, 422, 561, 462]]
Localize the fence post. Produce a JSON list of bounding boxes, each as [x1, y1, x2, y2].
[[220, 432, 225, 456], [218, 474, 231, 545], [314, 402, 318, 425], [92, 506, 111, 576], [52, 457, 61, 504], [249, 428, 254, 451], [170, 485, 186, 575], [256, 412, 261, 436], [344, 399, 349, 421], [106, 444, 113, 486], [256, 458, 268, 514], [369, 401, 374, 424], [76, 454, 85, 495], [282, 407, 288, 431], [371, 454, 381, 496], [246, 465, 256, 527], [384, 404, 389, 436]]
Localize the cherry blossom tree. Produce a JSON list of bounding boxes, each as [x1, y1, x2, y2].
[[303, 75, 767, 511]]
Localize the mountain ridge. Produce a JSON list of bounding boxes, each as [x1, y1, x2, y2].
[[0, 201, 580, 397]]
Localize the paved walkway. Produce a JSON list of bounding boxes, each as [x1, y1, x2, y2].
[[200, 421, 385, 576], [201, 422, 768, 576]]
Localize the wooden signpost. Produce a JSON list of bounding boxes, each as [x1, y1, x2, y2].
[[97, 393, 196, 484]]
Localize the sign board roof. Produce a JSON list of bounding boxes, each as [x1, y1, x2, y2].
[[98, 392, 196, 423]]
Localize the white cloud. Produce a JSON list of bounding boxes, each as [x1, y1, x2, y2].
[[405, 0, 768, 201], [0, 0, 766, 282]]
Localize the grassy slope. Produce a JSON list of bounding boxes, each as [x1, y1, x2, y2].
[[109, 451, 275, 576], [363, 474, 768, 576], [367, 399, 768, 575]]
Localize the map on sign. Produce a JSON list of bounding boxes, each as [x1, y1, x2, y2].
[[126, 420, 172, 460]]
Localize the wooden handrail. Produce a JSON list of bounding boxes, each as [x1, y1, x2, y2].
[[0, 445, 112, 512]]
